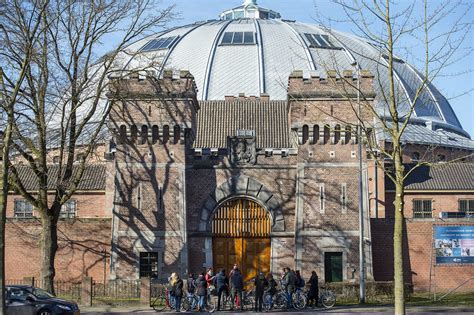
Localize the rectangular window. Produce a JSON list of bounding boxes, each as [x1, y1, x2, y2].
[[340, 183, 347, 214], [140, 36, 178, 52], [220, 32, 255, 45], [60, 200, 77, 219], [413, 199, 432, 218], [324, 252, 343, 282], [221, 32, 233, 44], [14, 199, 33, 218], [304, 33, 339, 49], [319, 184, 325, 214], [459, 199, 474, 215], [139, 252, 158, 278]]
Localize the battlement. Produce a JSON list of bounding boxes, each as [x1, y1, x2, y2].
[[224, 93, 271, 102], [288, 69, 375, 99], [107, 70, 198, 100]]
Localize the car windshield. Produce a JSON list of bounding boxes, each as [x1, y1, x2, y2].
[[33, 288, 54, 299]]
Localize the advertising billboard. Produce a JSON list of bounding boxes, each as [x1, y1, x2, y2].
[[434, 225, 474, 264]]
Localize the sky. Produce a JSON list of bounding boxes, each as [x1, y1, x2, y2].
[[107, 0, 474, 136]]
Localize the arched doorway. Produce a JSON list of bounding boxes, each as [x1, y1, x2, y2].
[[212, 198, 271, 283]]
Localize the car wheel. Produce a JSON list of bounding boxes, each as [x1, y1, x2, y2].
[[38, 309, 52, 315]]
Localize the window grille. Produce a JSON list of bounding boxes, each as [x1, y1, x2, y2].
[[139, 252, 158, 278], [413, 199, 432, 218], [14, 200, 33, 218], [459, 199, 474, 215], [60, 200, 77, 219]]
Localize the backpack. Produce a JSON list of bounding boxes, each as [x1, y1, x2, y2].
[[187, 278, 196, 293]]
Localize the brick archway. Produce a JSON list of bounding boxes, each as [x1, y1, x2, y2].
[[198, 176, 285, 232]]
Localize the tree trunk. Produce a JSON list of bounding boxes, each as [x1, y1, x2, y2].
[[40, 211, 59, 295], [393, 153, 405, 315], [0, 151, 9, 314], [1, 68, 14, 315]]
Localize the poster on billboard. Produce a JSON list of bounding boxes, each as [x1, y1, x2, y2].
[[434, 225, 474, 264]]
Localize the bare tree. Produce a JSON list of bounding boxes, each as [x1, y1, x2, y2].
[[1, 0, 175, 294], [302, 0, 473, 314], [1, 1, 50, 310]]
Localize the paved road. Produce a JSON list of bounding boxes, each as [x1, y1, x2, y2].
[[81, 305, 474, 314]]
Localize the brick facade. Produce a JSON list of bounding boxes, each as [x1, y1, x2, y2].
[[4, 69, 473, 294]]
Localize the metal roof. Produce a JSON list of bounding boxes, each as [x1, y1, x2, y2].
[[116, 3, 471, 149]]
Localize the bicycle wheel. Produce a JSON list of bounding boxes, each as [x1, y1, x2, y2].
[[181, 297, 192, 312], [263, 293, 273, 311], [292, 291, 307, 310], [151, 294, 167, 311], [321, 290, 336, 309], [205, 295, 216, 313], [243, 291, 255, 310], [273, 292, 287, 310]]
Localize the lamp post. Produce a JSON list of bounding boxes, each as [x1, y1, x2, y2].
[[352, 61, 366, 303]]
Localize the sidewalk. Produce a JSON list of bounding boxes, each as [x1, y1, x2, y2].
[[81, 304, 474, 314]]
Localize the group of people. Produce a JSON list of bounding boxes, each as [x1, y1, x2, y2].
[[166, 266, 320, 312]]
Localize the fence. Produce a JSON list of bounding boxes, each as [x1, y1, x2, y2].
[[6, 277, 146, 306], [92, 279, 141, 306]]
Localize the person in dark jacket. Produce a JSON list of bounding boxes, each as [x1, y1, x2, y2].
[[230, 268, 244, 310], [307, 271, 319, 308], [213, 269, 229, 311], [196, 273, 208, 311], [282, 267, 296, 308], [229, 264, 239, 307], [171, 273, 184, 311], [187, 273, 196, 310], [254, 271, 269, 312], [265, 273, 277, 308], [295, 270, 305, 289]]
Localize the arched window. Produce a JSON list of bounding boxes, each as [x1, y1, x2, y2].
[[323, 125, 330, 144], [302, 125, 309, 144], [345, 126, 351, 144], [334, 124, 341, 144], [173, 125, 181, 144], [141, 125, 148, 145], [313, 125, 320, 144], [119, 125, 127, 144], [130, 125, 138, 144], [411, 152, 420, 161], [152, 125, 159, 144], [162, 125, 170, 144]]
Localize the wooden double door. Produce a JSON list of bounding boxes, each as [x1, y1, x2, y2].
[[212, 199, 271, 283]]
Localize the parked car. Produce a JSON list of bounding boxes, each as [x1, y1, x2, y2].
[[5, 285, 80, 315]]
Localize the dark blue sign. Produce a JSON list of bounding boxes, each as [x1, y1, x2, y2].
[[434, 226, 474, 264]]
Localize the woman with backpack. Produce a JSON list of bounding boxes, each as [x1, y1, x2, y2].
[[196, 272, 208, 311], [169, 273, 184, 312]]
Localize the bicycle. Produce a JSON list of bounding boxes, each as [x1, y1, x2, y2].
[[150, 286, 174, 312], [318, 287, 336, 309], [304, 287, 337, 309], [182, 289, 216, 312], [271, 288, 306, 311]]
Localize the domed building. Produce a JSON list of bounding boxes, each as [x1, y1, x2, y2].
[[5, 0, 474, 295]]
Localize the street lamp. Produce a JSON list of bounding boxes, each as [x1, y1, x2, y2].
[[352, 61, 366, 304]]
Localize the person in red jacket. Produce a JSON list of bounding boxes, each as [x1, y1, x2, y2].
[[205, 267, 215, 288]]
